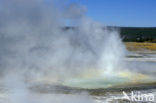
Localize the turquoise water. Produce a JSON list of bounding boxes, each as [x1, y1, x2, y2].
[[61, 52, 156, 89], [0, 51, 156, 103]]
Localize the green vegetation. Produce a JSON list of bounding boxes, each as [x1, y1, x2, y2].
[[120, 27, 156, 42], [64, 26, 156, 42]]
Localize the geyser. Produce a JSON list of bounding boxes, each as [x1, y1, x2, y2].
[[0, 0, 127, 86], [0, 0, 155, 103]]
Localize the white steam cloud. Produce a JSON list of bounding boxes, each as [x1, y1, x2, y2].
[[0, 0, 126, 103]]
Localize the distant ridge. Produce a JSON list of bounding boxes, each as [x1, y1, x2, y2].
[[64, 26, 156, 42], [119, 27, 156, 42]]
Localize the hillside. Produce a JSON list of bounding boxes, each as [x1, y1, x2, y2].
[[119, 27, 156, 42], [64, 26, 156, 42]]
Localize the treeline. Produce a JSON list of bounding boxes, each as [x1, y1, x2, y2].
[[64, 26, 156, 42], [120, 27, 156, 42]]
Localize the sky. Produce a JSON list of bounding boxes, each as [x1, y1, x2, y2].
[[67, 0, 156, 27]]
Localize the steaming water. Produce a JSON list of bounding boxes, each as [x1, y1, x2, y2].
[[0, 52, 156, 103], [59, 51, 156, 89], [0, 0, 156, 103]]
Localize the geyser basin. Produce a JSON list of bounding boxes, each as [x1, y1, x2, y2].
[[60, 53, 156, 89], [61, 70, 153, 89], [31, 52, 156, 90]]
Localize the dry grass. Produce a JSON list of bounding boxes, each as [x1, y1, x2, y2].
[[125, 42, 156, 51]]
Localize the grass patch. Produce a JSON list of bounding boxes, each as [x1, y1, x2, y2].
[[125, 42, 156, 51]]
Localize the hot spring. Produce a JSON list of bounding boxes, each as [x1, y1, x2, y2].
[[0, 0, 156, 103]]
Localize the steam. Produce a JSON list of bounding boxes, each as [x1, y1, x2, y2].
[[0, 0, 126, 103]]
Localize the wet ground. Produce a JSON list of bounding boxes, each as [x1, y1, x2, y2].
[[0, 50, 156, 103]]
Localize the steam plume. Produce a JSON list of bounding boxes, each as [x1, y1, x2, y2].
[[0, 0, 126, 102]]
